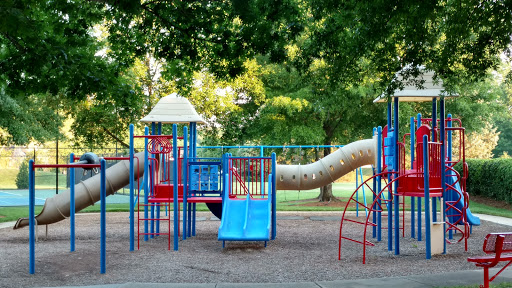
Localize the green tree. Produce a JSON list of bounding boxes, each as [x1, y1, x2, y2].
[[0, 0, 134, 145], [269, 0, 512, 200], [72, 53, 177, 148], [492, 61, 512, 157], [465, 123, 500, 159], [494, 118, 512, 157], [1, 0, 302, 145], [15, 158, 29, 189], [101, 0, 302, 87]]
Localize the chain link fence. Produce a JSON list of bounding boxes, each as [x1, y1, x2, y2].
[[1, 145, 358, 191], [0, 146, 136, 191]]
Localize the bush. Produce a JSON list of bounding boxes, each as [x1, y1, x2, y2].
[[15, 158, 30, 189], [455, 158, 512, 204]]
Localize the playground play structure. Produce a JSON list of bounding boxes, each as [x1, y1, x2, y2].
[[15, 68, 480, 273], [338, 69, 480, 263]]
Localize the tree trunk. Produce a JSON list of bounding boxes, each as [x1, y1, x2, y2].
[[316, 145, 339, 202]]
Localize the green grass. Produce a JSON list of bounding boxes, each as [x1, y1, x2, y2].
[[468, 200, 512, 218], [0, 206, 43, 223], [2, 182, 512, 223], [0, 169, 67, 189], [0, 169, 18, 189]]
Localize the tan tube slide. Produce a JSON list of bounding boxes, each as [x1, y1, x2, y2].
[[13, 152, 146, 229], [276, 138, 377, 190]]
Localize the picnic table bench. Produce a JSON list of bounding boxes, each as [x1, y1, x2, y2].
[[467, 232, 512, 288]]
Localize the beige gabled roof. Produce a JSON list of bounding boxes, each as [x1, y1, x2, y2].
[[374, 67, 458, 103], [140, 93, 206, 124]]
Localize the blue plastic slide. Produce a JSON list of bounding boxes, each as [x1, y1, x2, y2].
[[447, 175, 480, 226], [217, 194, 271, 243]]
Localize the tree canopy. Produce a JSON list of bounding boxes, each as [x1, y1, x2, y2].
[[1, 0, 128, 144], [2, 0, 512, 149]]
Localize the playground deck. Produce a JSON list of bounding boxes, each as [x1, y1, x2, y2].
[[0, 211, 509, 288]]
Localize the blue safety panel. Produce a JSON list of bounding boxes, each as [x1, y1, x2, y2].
[[189, 162, 221, 193], [201, 166, 210, 191], [385, 156, 394, 166], [210, 166, 219, 190], [190, 165, 200, 191], [384, 133, 394, 146]]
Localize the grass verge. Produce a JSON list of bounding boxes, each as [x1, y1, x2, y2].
[[0, 169, 67, 189], [2, 182, 512, 223]]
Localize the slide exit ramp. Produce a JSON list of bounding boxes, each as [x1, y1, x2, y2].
[[218, 154, 276, 247], [447, 174, 480, 226]]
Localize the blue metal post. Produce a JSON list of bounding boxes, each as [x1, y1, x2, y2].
[[271, 152, 277, 240], [387, 100, 393, 252], [100, 158, 106, 273], [29, 159, 35, 274], [440, 98, 447, 254], [372, 167, 376, 238], [70, 153, 75, 252], [410, 117, 415, 239], [172, 124, 179, 250], [260, 147, 265, 196], [393, 97, 400, 255], [150, 122, 156, 239], [144, 127, 149, 241], [377, 126, 382, 241], [417, 113, 422, 241], [423, 135, 431, 259], [129, 124, 134, 251], [183, 126, 188, 240], [372, 127, 377, 238], [432, 98, 437, 222], [447, 114, 453, 240]]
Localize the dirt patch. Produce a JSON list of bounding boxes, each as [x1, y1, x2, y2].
[[0, 211, 509, 287]]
